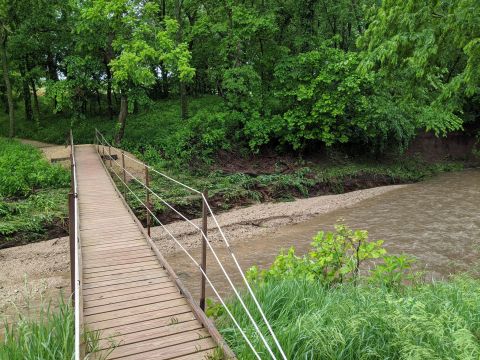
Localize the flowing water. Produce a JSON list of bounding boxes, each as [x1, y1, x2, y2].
[[166, 169, 480, 299]]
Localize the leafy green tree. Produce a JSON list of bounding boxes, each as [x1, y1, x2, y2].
[[78, 0, 194, 143], [358, 0, 479, 137]]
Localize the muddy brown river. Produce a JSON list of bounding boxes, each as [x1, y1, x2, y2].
[[167, 169, 480, 299]]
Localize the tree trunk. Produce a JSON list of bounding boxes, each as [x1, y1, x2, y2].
[[180, 83, 188, 119], [31, 79, 40, 120], [160, 63, 169, 97], [20, 64, 33, 122], [96, 88, 101, 114], [175, 0, 189, 120], [105, 63, 113, 119], [115, 93, 128, 144], [1, 35, 14, 138], [46, 52, 59, 109]]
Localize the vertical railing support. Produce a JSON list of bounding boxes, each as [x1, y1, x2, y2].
[[68, 191, 75, 305], [145, 166, 151, 236], [200, 190, 208, 311], [122, 151, 127, 200], [108, 146, 112, 168], [102, 143, 105, 160]]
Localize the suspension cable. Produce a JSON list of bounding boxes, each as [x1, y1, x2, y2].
[[96, 129, 287, 359], [106, 151, 279, 359], [108, 166, 262, 359]]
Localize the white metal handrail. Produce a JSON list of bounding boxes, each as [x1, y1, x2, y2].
[[69, 131, 81, 360], [94, 129, 287, 359]]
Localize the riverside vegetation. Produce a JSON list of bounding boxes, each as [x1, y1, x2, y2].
[[210, 224, 480, 359], [0, 138, 70, 248]]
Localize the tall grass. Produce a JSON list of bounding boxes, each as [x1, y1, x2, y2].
[[0, 300, 74, 360], [216, 276, 480, 359]]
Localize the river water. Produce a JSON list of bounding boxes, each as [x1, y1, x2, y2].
[[166, 170, 480, 299]]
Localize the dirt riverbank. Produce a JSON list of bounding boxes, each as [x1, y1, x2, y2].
[[0, 237, 69, 319]]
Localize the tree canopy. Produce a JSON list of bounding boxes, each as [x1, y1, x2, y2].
[[0, 0, 478, 155]]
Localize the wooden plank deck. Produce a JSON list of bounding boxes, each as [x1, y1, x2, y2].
[[76, 145, 218, 360]]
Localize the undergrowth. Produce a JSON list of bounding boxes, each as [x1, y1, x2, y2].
[[0, 300, 74, 360], [121, 158, 463, 224], [0, 138, 69, 247]]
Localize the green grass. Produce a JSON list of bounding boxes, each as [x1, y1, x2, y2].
[[0, 96, 223, 148], [0, 300, 74, 360], [215, 277, 480, 359], [0, 138, 69, 247]]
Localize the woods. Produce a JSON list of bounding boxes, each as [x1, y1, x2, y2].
[[0, 0, 478, 159]]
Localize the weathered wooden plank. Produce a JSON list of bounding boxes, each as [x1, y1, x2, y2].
[[84, 285, 178, 308], [85, 298, 188, 323], [82, 277, 173, 297], [97, 312, 197, 339], [82, 260, 159, 274], [102, 329, 212, 359], [86, 304, 194, 331], [84, 291, 183, 316], [97, 320, 203, 350]]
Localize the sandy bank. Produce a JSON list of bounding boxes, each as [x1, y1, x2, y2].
[[0, 237, 69, 317]]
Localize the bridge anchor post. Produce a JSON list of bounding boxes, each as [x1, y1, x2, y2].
[[145, 166, 151, 236], [200, 189, 208, 311]]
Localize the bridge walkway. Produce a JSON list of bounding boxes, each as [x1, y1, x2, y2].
[[76, 145, 219, 360]]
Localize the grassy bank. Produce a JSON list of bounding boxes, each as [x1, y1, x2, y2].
[[0, 300, 74, 360], [215, 277, 480, 359], [0, 138, 70, 248], [123, 158, 463, 225], [212, 224, 480, 358]]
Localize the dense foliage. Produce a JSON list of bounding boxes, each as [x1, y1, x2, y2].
[[0, 139, 69, 197], [0, 0, 478, 159], [246, 223, 417, 288], [0, 139, 69, 246]]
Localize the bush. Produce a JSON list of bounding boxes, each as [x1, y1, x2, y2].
[[0, 139, 69, 198], [0, 139, 69, 246], [247, 222, 417, 288]]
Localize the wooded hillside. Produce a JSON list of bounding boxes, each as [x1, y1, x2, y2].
[[1, 0, 479, 161]]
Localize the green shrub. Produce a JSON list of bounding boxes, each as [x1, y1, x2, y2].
[[247, 222, 416, 288], [0, 139, 69, 198], [0, 139, 69, 245]]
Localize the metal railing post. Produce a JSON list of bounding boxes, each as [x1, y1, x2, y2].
[[200, 189, 208, 311], [122, 151, 127, 200], [145, 166, 151, 236]]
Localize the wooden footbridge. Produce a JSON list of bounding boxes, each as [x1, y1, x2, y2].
[[69, 130, 287, 360], [70, 143, 233, 359]]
